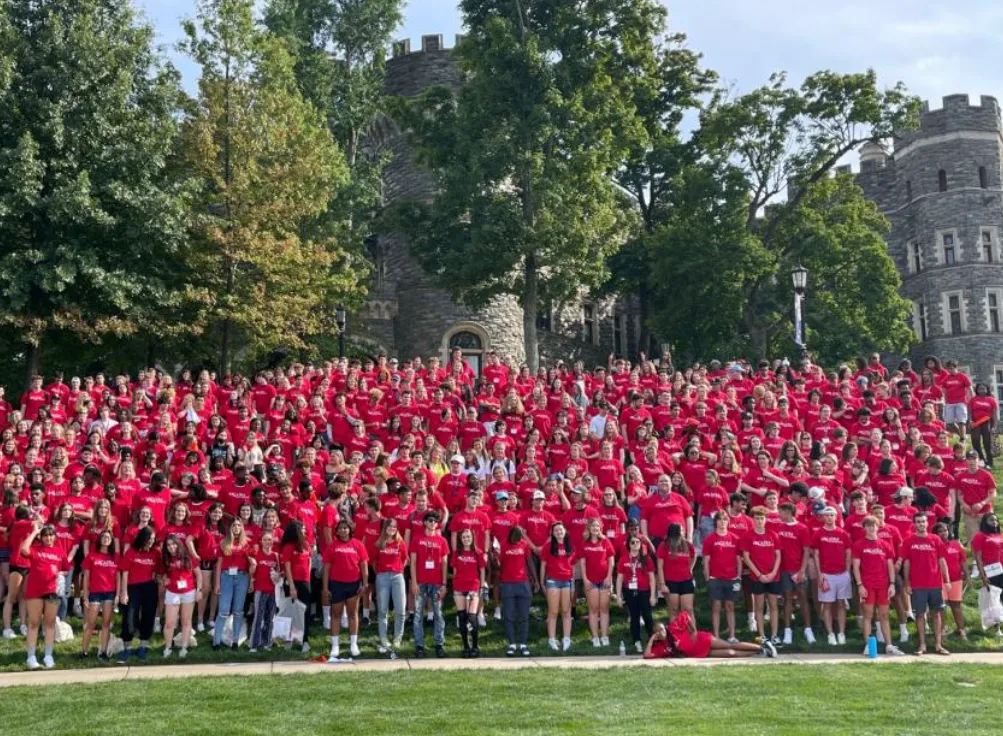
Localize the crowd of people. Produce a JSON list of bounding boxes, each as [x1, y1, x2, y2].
[[0, 348, 999, 670]]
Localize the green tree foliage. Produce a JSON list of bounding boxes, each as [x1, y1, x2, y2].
[[179, 0, 361, 374], [648, 70, 919, 363], [394, 0, 665, 369], [0, 0, 189, 386], [264, 0, 403, 256]]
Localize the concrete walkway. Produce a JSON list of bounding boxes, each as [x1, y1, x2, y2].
[[2, 651, 1003, 688]]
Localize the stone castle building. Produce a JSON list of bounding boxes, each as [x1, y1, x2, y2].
[[354, 34, 641, 373], [855, 93, 1003, 393]]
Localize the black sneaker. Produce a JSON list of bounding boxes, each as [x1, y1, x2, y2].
[[519, 645, 530, 657], [461, 647, 471, 659], [470, 647, 480, 659], [98, 652, 110, 662], [505, 645, 517, 657], [212, 643, 221, 652], [414, 646, 425, 658], [435, 645, 446, 659]]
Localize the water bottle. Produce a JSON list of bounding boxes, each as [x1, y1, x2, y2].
[[619, 640, 626, 656], [866, 635, 878, 659]]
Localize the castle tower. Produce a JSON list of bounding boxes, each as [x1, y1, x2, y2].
[[857, 93, 1003, 388]]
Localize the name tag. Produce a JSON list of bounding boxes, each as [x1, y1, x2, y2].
[[606, 530, 615, 538], [424, 560, 435, 570], [628, 578, 638, 591], [228, 568, 238, 576], [985, 562, 1003, 578], [177, 580, 187, 590]]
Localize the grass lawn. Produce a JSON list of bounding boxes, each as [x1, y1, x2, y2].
[[0, 664, 1001, 735]]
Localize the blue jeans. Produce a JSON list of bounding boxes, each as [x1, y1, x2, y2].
[[376, 572, 406, 643], [413, 584, 445, 648], [214, 571, 250, 645]]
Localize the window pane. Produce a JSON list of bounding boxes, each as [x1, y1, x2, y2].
[[949, 295, 960, 309], [449, 331, 483, 350]]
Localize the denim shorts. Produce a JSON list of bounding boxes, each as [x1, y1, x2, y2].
[[88, 592, 116, 604], [0, 548, 9, 563], [545, 579, 573, 590]]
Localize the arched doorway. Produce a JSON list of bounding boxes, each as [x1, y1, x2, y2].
[[443, 324, 488, 376]]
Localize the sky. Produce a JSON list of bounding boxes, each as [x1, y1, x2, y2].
[[138, 0, 1003, 112]]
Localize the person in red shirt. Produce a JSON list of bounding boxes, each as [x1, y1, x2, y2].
[[741, 509, 782, 644], [409, 511, 449, 658], [970, 513, 1003, 638], [373, 518, 408, 652], [322, 519, 369, 660], [644, 613, 770, 660], [498, 526, 538, 656], [451, 527, 486, 658], [900, 512, 950, 655], [280, 520, 313, 652], [851, 516, 903, 656], [776, 502, 815, 645], [811, 507, 852, 646], [248, 530, 281, 653], [118, 525, 160, 662], [940, 360, 972, 440], [657, 522, 696, 623], [969, 383, 998, 469], [702, 511, 742, 642], [540, 521, 577, 652], [20, 522, 66, 669], [80, 528, 118, 659], [936, 522, 969, 640], [159, 533, 200, 659], [615, 535, 657, 652], [212, 519, 253, 652], [957, 449, 997, 541], [580, 518, 616, 648]]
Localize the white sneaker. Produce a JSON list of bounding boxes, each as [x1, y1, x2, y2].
[[330, 641, 340, 660], [634, 641, 643, 653], [163, 647, 172, 658], [179, 648, 188, 659], [837, 632, 846, 645], [153, 617, 162, 634], [377, 640, 389, 654], [477, 613, 487, 628], [19, 624, 27, 636], [392, 637, 402, 649], [548, 638, 559, 651], [885, 644, 905, 656], [493, 607, 502, 621], [862, 645, 870, 656], [804, 628, 816, 645], [562, 637, 572, 651], [827, 633, 837, 646], [592, 637, 601, 648], [727, 637, 739, 645], [600, 636, 610, 646], [26, 655, 39, 670], [197, 622, 205, 633], [43, 655, 54, 669], [899, 627, 909, 644], [876, 628, 885, 643], [782, 628, 793, 645], [2, 628, 15, 639], [349, 641, 360, 657]]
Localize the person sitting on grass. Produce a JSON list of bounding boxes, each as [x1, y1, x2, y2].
[[644, 611, 776, 660]]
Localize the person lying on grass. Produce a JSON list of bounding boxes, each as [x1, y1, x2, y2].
[[643, 611, 776, 660]]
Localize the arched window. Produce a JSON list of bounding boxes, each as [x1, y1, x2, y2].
[[980, 166, 989, 189], [448, 331, 483, 351], [938, 169, 948, 192]]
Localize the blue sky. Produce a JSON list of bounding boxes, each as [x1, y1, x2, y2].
[[139, 0, 1003, 110]]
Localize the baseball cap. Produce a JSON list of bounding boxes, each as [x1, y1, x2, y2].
[[571, 486, 584, 495], [532, 490, 546, 500], [495, 491, 509, 500], [450, 454, 464, 464], [807, 486, 825, 500], [894, 487, 914, 499], [821, 506, 838, 516], [966, 449, 980, 459]]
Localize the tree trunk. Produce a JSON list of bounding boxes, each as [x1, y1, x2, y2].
[[220, 318, 232, 377], [637, 276, 653, 359], [24, 336, 42, 392], [523, 252, 540, 371]]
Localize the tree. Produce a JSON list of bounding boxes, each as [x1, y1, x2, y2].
[[263, 0, 403, 255], [395, 0, 665, 369], [610, 31, 717, 355], [179, 0, 361, 374], [0, 0, 189, 386], [694, 70, 919, 359]]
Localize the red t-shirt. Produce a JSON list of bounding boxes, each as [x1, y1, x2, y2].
[[280, 543, 312, 583], [702, 531, 741, 580], [579, 537, 616, 582], [373, 539, 408, 574], [161, 557, 197, 594], [941, 372, 971, 404], [775, 521, 810, 573], [251, 549, 281, 593], [617, 554, 654, 591], [658, 541, 695, 583], [740, 529, 780, 579], [852, 537, 894, 590], [323, 538, 369, 583], [83, 550, 119, 594], [498, 539, 532, 584], [519, 509, 556, 549], [811, 527, 852, 576], [410, 534, 450, 585], [25, 544, 64, 599], [218, 543, 251, 573], [540, 543, 577, 581], [957, 469, 996, 510], [943, 540, 966, 582], [451, 548, 486, 593], [641, 492, 693, 540], [972, 531, 1003, 567], [900, 533, 946, 589], [119, 546, 159, 585]]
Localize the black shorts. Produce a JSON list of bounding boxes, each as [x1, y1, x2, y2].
[[10, 565, 28, 577], [750, 580, 782, 596], [200, 560, 216, 572], [329, 581, 361, 603], [667, 580, 695, 596]]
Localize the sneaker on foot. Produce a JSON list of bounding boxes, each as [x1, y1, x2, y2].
[[900, 628, 909, 644], [519, 645, 530, 656], [2, 628, 15, 639], [837, 632, 846, 645], [876, 629, 885, 643], [197, 622, 205, 633], [179, 648, 188, 660], [330, 642, 340, 660], [43, 655, 55, 669], [562, 637, 572, 651], [635, 641, 643, 653], [377, 640, 389, 654], [506, 644, 517, 657], [592, 637, 601, 648], [493, 607, 502, 621], [349, 642, 361, 657], [782, 628, 793, 645], [827, 633, 838, 646], [548, 638, 559, 651], [435, 645, 446, 658], [414, 646, 425, 658], [19, 624, 27, 636], [885, 644, 905, 656], [163, 647, 172, 658], [762, 640, 777, 658], [26, 656, 39, 670], [600, 636, 610, 646], [153, 618, 162, 634], [804, 628, 816, 645], [477, 613, 487, 628], [137, 647, 148, 661], [727, 637, 739, 645], [392, 637, 402, 649]]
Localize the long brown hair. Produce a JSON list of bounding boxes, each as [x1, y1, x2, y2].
[[375, 518, 401, 550]]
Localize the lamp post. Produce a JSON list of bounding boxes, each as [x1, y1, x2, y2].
[[791, 265, 808, 360], [335, 305, 347, 359]]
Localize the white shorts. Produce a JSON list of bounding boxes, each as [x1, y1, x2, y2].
[[817, 571, 851, 603], [165, 590, 198, 606], [944, 403, 969, 424]]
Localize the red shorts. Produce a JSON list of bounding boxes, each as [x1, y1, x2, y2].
[[861, 586, 889, 606], [675, 630, 712, 659]]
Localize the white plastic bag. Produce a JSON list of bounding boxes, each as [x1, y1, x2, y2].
[[54, 619, 74, 642], [106, 634, 124, 656], [220, 615, 248, 647], [979, 585, 1003, 629], [273, 583, 305, 644], [173, 631, 199, 648]]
